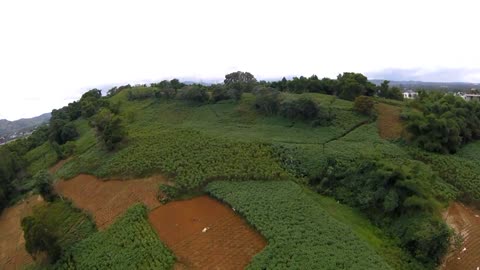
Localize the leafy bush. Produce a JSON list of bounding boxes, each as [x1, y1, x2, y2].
[[126, 88, 155, 101], [279, 97, 319, 120], [33, 170, 56, 202], [211, 85, 230, 102], [54, 204, 175, 270], [253, 87, 281, 115], [354, 96, 375, 116], [206, 181, 391, 269], [176, 85, 209, 103], [90, 108, 126, 150], [154, 87, 176, 100]]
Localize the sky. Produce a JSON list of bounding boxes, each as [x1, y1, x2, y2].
[[1, 0, 480, 120]]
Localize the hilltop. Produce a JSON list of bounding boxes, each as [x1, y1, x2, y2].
[[1, 72, 480, 269]]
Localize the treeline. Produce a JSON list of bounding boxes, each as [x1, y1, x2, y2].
[[267, 74, 403, 101], [404, 92, 480, 153], [0, 126, 51, 210], [112, 71, 403, 105]]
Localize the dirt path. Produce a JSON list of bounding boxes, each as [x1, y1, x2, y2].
[[442, 202, 480, 270], [0, 195, 44, 270], [48, 158, 72, 174], [376, 103, 403, 139], [55, 174, 168, 229], [149, 196, 266, 270]]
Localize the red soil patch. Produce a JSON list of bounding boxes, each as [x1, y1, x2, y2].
[[55, 174, 168, 229], [0, 195, 44, 270], [376, 103, 403, 139], [442, 203, 480, 270], [148, 196, 266, 270], [49, 158, 72, 174]]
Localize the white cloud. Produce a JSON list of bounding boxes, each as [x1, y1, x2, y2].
[[0, 0, 479, 120]]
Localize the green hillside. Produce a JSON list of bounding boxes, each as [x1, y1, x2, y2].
[[3, 74, 480, 269]]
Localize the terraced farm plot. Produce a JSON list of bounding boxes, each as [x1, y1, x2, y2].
[[376, 103, 403, 139], [0, 195, 44, 270], [442, 203, 480, 270], [148, 196, 267, 270], [55, 174, 168, 229]]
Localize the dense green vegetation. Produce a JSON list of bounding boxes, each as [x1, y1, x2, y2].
[[311, 159, 450, 266], [206, 181, 392, 270], [55, 204, 175, 270], [404, 91, 480, 153], [22, 200, 96, 263]]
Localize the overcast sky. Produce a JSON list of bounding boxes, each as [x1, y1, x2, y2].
[[1, 0, 479, 120]]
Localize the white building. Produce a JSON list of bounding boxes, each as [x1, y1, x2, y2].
[[456, 92, 480, 101], [403, 90, 418, 99]]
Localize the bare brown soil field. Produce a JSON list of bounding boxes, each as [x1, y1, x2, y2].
[[376, 103, 403, 139], [0, 195, 44, 270], [48, 158, 72, 174], [55, 174, 168, 229], [442, 202, 480, 270], [149, 195, 266, 270]]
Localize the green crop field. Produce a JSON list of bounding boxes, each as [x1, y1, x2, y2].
[[55, 204, 175, 270], [206, 180, 392, 270]]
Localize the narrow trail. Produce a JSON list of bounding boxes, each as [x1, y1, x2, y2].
[[376, 103, 403, 140], [324, 119, 371, 145], [442, 202, 480, 270]]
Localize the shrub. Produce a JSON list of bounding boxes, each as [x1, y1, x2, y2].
[[227, 88, 243, 102], [154, 88, 176, 100], [211, 86, 230, 103], [354, 96, 375, 116], [279, 97, 319, 120], [22, 216, 62, 263], [176, 85, 209, 103], [127, 88, 155, 101], [33, 170, 56, 202], [253, 87, 281, 115], [90, 108, 126, 151]]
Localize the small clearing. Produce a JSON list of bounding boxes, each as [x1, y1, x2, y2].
[[0, 195, 44, 270], [55, 174, 168, 229], [376, 103, 403, 139], [442, 202, 480, 270], [148, 196, 266, 270]]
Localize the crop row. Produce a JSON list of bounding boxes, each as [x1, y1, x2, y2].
[[89, 129, 293, 189], [55, 204, 175, 269], [205, 180, 391, 269]]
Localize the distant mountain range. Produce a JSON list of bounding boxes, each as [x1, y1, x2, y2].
[[0, 113, 51, 138]]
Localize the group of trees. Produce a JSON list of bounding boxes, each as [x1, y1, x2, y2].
[[404, 92, 480, 153], [49, 89, 126, 151], [267, 73, 403, 101], [252, 87, 334, 124], [311, 159, 450, 266]]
